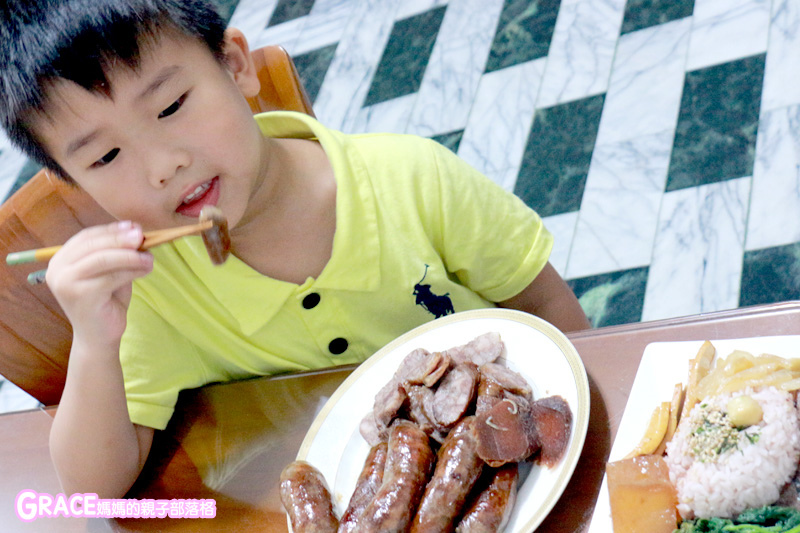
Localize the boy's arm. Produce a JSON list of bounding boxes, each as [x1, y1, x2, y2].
[[45, 221, 155, 497], [49, 342, 154, 497], [498, 262, 591, 333]]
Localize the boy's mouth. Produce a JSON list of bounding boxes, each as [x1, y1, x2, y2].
[[176, 177, 220, 218]]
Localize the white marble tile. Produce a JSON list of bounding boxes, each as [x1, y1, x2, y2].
[[0, 378, 41, 414], [228, 0, 278, 41], [345, 93, 416, 134], [292, 0, 355, 56], [566, 130, 673, 279], [641, 177, 751, 322], [761, 0, 800, 111], [595, 17, 691, 146], [405, 0, 506, 137], [543, 212, 579, 278], [248, 16, 307, 53], [313, 0, 401, 131], [745, 104, 800, 251], [491, 166, 522, 193], [395, 0, 450, 20], [536, 0, 626, 108], [686, 0, 770, 71], [457, 59, 546, 181]]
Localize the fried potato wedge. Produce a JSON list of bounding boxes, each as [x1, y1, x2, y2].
[[625, 401, 671, 459], [681, 341, 715, 422], [654, 383, 684, 456]]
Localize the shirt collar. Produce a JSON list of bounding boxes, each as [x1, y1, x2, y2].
[[254, 112, 380, 293], [173, 112, 381, 335]]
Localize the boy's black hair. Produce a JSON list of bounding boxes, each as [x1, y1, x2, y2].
[[0, 0, 227, 181]]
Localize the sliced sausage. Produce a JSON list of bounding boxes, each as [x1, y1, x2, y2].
[[473, 394, 539, 467], [432, 363, 479, 428], [372, 380, 408, 439], [279, 461, 339, 533], [405, 384, 438, 435], [445, 332, 504, 366], [530, 395, 572, 467]]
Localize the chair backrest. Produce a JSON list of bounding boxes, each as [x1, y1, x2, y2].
[[0, 45, 313, 406]]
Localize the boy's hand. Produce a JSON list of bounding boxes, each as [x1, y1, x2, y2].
[[46, 221, 154, 349]]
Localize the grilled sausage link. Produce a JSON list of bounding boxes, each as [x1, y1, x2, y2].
[[338, 442, 388, 533], [410, 416, 484, 532], [356, 420, 436, 532], [456, 463, 519, 532], [279, 461, 339, 533]]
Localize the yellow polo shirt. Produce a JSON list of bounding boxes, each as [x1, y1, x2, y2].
[[120, 112, 552, 429]]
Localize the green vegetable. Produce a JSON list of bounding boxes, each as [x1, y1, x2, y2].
[[675, 507, 800, 533]]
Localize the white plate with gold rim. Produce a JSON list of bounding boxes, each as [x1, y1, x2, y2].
[[587, 335, 800, 532], [295, 308, 590, 532]]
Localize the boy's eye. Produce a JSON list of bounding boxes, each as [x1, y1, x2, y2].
[[91, 148, 119, 168], [158, 92, 189, 119]]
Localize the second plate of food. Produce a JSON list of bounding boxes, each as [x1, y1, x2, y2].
[[296, 308, 590, 532]]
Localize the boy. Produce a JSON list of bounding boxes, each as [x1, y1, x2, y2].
[[0, 0, 589, 498]]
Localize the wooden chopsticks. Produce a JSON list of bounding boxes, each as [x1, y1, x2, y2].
[[6, 219, 213, 266]]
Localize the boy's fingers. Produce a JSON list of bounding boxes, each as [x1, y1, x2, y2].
[[47, 248, 153, 292], [73, 249, 153, 279], [56, 221, 144, 261]]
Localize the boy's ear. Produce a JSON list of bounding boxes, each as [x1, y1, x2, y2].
[[222, 28, 260, 98]]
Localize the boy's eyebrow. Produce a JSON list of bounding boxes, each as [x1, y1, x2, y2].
[[63, 66, 184, 158], [136, 65, 183, 102], [65, 131, 100, 158]]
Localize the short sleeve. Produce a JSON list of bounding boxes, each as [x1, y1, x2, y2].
[[425, 140, 553, 302], [120, 289, 208, 430]]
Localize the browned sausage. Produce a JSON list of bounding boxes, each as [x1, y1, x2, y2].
[[476, 363, 533, 415], [530, 395, 573, 467], [456, 463, 519, 532], [356, 420, 436, 532], [474, 394, 539, 467], [338, 442, 388, 533], [410, 417, 484, 532], [279, 461, 339, 533]]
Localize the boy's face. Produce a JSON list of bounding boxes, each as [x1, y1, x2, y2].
[[33, 30, 265, 232]]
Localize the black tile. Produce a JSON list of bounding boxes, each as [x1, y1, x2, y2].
[[513, 94, 605, 217], [666, 54, 765, 192], [363, 6, 447, 107], [568, 267, 649, 327], [620, 0, 695, 35], [485, 0, 562, 73], [209, 0, 239, 23], [292, 43, 338, 105], [739, 243, 800, 307], [430, 130, 465, 153], [268, 0, 315, 28], [3, 159, 41, 203]]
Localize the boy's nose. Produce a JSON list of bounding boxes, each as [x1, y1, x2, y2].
[[146, 146, 191, 188]]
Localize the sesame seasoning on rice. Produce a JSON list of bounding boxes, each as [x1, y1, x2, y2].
[[664, 387, 800, 520]]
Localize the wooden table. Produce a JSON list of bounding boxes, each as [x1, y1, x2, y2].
[[3, 301, 800, 532]]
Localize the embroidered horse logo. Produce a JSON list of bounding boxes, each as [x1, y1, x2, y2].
[[413, 264, 454, 319]]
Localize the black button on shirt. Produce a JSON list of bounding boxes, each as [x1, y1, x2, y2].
[[328, 338, 348, 355], [302, 293, 321, 309]]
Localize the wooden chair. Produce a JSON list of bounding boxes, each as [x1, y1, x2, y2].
[[0, 45, 314, 406]]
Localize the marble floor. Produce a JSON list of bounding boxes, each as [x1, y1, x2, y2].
[[1, 0, 800, 412]]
